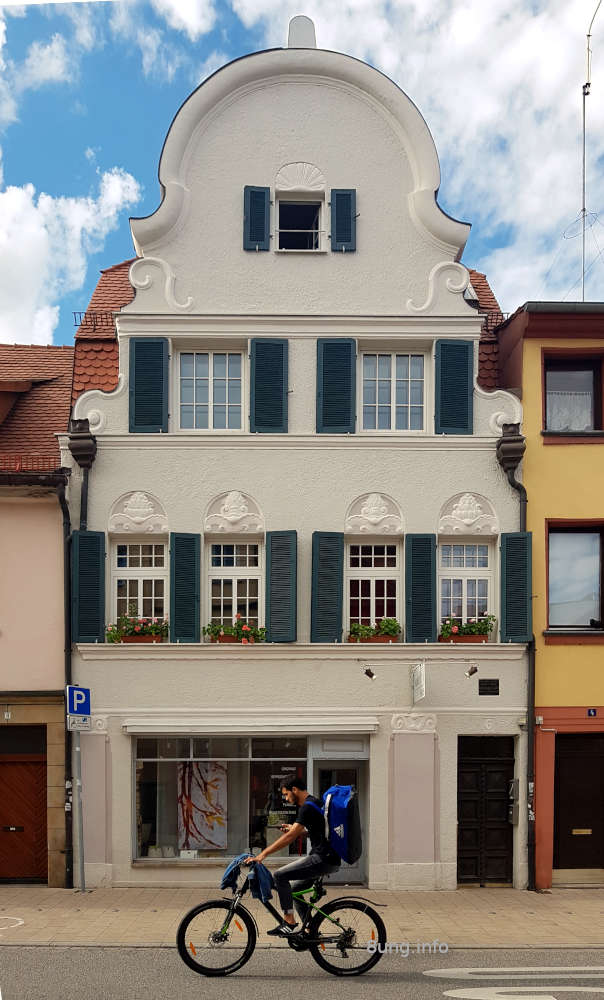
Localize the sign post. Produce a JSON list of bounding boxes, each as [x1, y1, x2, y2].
[[412, 661, 426, 704], [66, 686, 91, 892]]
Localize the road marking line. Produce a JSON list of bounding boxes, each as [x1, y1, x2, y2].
[[443, 988, 604, 1000], [426, 969, 604, 982]]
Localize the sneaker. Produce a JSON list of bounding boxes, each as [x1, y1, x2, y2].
[[266, 922, 299, 937]]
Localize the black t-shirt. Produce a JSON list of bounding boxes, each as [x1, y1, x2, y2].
[[296, 795, 340, 865]]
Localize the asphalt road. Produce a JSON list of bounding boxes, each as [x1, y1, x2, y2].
[[2, 948, 604, 1000]]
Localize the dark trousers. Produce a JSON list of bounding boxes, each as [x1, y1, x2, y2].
[[273, 853, 340, 919]]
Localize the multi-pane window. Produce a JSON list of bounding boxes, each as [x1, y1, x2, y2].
[[545, 359, 601, 432], [439, 543, 490, 626], [209, 542, 261, 628], [115, 543, 167, 619], [347, 543, 398, 626], [548, 529, 602, 627], [179, 352, 242, 430], [362, 353, 424, 431]]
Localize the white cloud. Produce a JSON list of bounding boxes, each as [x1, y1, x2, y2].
[[150, 0, 216, 41], [16, 33, 72, 91], [194, 48, 228, 84], [137, 24, 185, 80], [228, 0, 604, 309], [0, 166, 141, 345]]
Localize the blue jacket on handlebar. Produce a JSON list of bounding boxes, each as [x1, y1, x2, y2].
[[220, 852, 275, 902]]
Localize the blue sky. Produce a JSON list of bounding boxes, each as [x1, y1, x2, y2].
[[0, 0, 603, 345]]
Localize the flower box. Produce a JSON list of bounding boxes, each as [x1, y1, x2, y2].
[[119, 635, 163, 644], [438, 634, 487, 644], [211, 634, 239, 644], [347, 635, 397, 644]]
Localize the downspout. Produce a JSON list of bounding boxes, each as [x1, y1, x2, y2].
[[56, 477, 74, 889], [66, 419, 97, 889], [496, 423, 536, 891]]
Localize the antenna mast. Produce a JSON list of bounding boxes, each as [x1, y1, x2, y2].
[[582, 1, 602, 300]]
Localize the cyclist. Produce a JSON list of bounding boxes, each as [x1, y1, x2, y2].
[[244, 774, 340, 937]]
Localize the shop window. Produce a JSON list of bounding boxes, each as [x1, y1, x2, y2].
[[134, 737, 308, 860]]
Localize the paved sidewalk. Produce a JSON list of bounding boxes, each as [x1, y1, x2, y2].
[[1, 886, 604, 949]]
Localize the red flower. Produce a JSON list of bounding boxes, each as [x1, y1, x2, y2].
[[134, 625, 141, 633], [451, 625, 459, 634], [242, 625, 250, 631], [235, 613, 241, 620], [241, 638, 249, 644]]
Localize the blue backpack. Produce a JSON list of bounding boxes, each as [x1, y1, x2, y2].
[[307, 785, 362, 865]]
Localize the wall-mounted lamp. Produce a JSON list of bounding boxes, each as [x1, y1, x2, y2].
[[364, 667, 377, 681], [464, 664, 478, 678]]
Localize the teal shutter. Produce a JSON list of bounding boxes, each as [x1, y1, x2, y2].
[[500, 532, 532, 642], [435, 340, 474, 435], [71, 530, 105, 643], [243, 186, 270, 250], [129, 337, 169, 433], [311, 532, 344, 642], [170, 533, 200, 643], [331, 189, 356, 251], [405, 534, 436, 642], [266, 531, 297, 642], [316, 339, 356, 433], [250, 339, 288, 432]]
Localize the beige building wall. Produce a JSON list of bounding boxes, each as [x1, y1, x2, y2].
[[0, 497, 64, 691]]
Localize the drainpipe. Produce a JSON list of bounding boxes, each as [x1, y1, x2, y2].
[[66, 419, 97, 890], [56, 478, 74, 889], [496, 422, 536, 891]]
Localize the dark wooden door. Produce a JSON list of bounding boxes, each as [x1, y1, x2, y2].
[[457, 736, 514, 885], [0, 756, 48, 880], [554, 734, 604, 869]]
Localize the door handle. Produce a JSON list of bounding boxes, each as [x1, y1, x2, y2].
[[2, 826, 24, 832]]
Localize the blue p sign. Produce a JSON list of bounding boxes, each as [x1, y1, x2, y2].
[[67, 686, 91, 716]]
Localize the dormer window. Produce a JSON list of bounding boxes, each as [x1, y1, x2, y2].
[[278, 200, 322, 250]]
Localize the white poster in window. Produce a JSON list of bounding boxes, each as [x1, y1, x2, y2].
[[177, 761, 227, 850]]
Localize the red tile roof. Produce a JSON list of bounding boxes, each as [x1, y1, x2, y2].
[[467, 269, 502, 391], [72, 260, 136, 403], [0, 344, 74, 469]]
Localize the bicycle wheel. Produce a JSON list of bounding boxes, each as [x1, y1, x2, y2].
[[308, 898, 386, 976], [176, 900, 256, 977]]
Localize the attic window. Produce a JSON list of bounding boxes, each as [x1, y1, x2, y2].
[[278, 201, 321, 250]]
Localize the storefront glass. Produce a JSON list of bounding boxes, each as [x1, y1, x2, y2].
[[135, 736, 307, 859]]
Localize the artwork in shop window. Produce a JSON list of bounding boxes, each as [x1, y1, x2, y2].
[[178, 761, 227, 850]]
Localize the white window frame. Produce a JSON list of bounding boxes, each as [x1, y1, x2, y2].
[[438, 539, 494, 629], [176, 349, 247, 433], [112, 538, 169, 622], [205, 536, 264, 633], [274, 191, 327, 253], [345, 539, 401, 634], [358, 350, 429, 434]]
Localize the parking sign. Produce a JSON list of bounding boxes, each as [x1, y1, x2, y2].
[[66, 685, 91, 716]]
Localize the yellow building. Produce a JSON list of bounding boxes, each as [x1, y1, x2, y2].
[[499, 303, 604, 889]]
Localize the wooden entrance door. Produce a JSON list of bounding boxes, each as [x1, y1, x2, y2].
[[457, 736, 514, 885], [0, 755, 48, 880], [554, 734, 604, 869]]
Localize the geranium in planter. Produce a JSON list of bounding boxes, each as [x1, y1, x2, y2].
[[203, 614, 266, 644], [106, 602, 169, 644], [348, 618, 402, 643], [438, 614, 496, 644]]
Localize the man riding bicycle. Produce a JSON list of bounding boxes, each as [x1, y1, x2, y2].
[[244, 774, 340, 937]]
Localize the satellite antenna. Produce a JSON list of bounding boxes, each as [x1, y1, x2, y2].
[[582, 1, 602, 300]]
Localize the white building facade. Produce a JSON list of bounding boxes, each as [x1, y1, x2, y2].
[[64, 19, 530, 890]]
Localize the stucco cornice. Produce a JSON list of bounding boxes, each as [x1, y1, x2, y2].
[[115, 313, 483, 338], [89, 434, 503, 451], [76, 642, 527, 662], [130, 48, 470, 258]]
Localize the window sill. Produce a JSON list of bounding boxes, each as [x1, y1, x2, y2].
[[543, 629, 604, 645], [274, 249, 328, 254], [541, 431, 604, 445]]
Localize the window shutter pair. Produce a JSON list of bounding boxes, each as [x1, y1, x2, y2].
[[242, 187, 356, 253], [71, 530, 298, 645]]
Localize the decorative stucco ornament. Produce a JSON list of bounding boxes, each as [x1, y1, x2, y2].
[[391, 713, 437, 732], [129, 256, 193, 311], [109, 492, 169, 534], [345, 493, 404, 534], [204, 491, 264, 533], [275, 161, 325, 191], [474, 385, 523, 436], [406, 261, 469, 313], [438, 493, 499, 536]]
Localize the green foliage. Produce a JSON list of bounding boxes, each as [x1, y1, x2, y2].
[[439, 614, 496, 639], [349, 618, 402, 640], [106, 601, 169, 643], [202, 615, 266, 643]]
